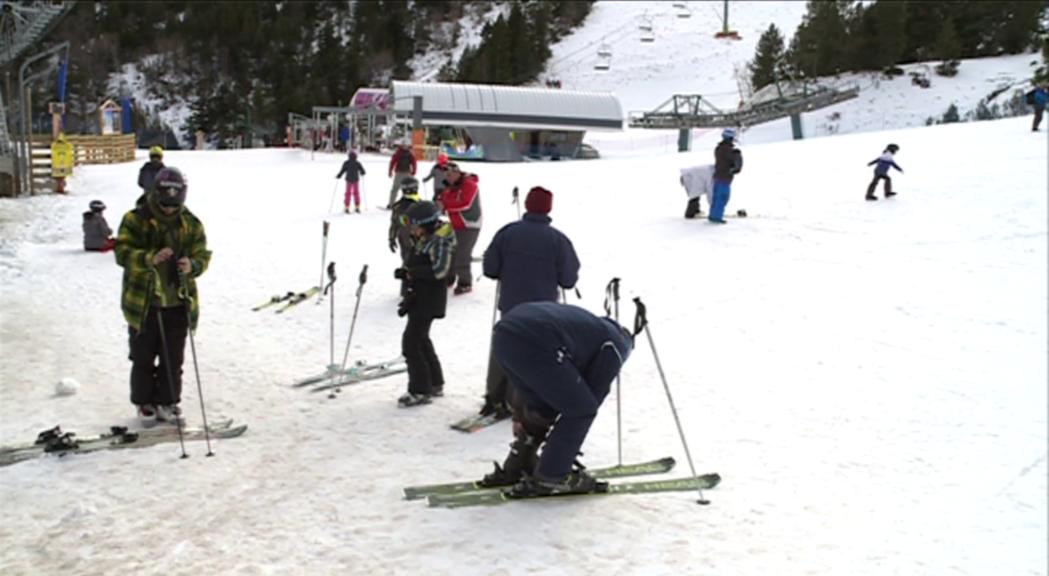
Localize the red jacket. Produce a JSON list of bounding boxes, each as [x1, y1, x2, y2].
[[388, 148, 417, 176], [441, 173, 482, 231]]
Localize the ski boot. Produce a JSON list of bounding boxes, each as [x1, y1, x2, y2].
[[155, 404, 184, 425], [397, 392, 432, 408], [34, 426, 63, 445], [865, 195, 878, 201], [479, 435, 540, 487], [885, 191, 896, 198], [508, 469, 609, 498]]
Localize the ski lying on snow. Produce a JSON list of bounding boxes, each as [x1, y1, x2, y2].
[[274, 287, 321, 314], [427, 473, 721, 509], [0, 421, 246, 467], [251, 292, 297, 311], [291, 356, 406, 388], [308, 363, 408, 392], [404, 457, 676, 501], [0, 418, 235, 456], [449, 411, 511, 433]]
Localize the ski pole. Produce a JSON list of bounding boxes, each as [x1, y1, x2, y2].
[[317, 220, 330, 304], [335, 264, 369, 398], [604, 277, 622, 466], [328, 179, 339, 214], [512, 186, 521, 220], [178, 271, 214, 456], [153, 306, 188, 457], [633, 296, 710, 505], [323, 262, 337, 395]]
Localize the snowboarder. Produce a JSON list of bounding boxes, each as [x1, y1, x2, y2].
[[485, 302, 634, 496], [439, 162, 482, 295], [710, 128, 743, 223], [115, 167, 212, 424], [680, 164, 714, 218], [387, 143, 417, 209], [83, 200, 116, 252], [422, 153, 450, 201], [393, 200, 456, 407], [335, 150, 367, 213], [389, 176, 422, 295], [1028, 83, 1048, 132], [480, 186, 580, 418], [137, 146, 165, 192], [865, 143, 903, 201]]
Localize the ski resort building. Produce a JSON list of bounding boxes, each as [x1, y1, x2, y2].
[[386, 81, 623, 162]]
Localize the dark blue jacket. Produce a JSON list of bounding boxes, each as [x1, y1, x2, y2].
[[495, 302, 633, 397], [1033, 87, 1049, 109], [483, 213, 580, 313], [867, 152, 902, 176], [336, 158, 366, 182]]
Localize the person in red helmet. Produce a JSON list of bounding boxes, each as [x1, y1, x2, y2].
[[423, 152, 451, 201]]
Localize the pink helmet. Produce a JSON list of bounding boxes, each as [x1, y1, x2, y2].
[[437, 153, 448, 166]]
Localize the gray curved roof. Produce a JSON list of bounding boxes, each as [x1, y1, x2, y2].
[[390, 81, 623, 131]]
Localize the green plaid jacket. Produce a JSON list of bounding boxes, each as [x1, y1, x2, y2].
[[114, 201, 211, 331]]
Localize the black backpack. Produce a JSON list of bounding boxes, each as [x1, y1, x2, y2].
[[1026, 90, 1036, 105]]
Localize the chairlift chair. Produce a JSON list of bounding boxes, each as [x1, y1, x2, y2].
[[597, 40, 612, 58], [675, 1, 692, 18], [640, 28, 655, 43]]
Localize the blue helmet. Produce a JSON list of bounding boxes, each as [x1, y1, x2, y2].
[[721, 128, 737, 141]]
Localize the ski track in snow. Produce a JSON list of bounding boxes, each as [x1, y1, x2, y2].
[[0, 114, 1045, 575]]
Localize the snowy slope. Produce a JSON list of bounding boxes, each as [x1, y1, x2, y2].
[[1, 114, 1046, 575]]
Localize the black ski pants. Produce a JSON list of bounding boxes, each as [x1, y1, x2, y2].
[[128, 305, 188, 406], [1034, 106, 1044, 131], [866, 174, 892, 197], [402, 313, 444, 395], [485, 341, 511, 409]]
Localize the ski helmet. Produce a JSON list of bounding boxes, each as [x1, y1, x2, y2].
[[149, 145, 164, 159], [437, 153, 448, 166], [89, 200, 106, 212], [400, 176, 420, 194], [722, 128, 737, 141], [406, 200, 440, 227], [154, 167, 187, 207], [886, 143, 899, 153]]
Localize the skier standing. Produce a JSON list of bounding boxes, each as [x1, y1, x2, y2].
[[865, 144, 903, 201], [423, 153, 451, 201], [137, 146, 165, 192], [480, 186, 580, 418], [83, 200, 116, 252], [115, 167, 211, 424], [439, 162, 482, 295], [1028, 83, 1048, 132], [387, 144, 417, 209], [389, 176, 422, 295], [394, 201, 457, 407], [335, 150, 367, 213], [709, 129, 743, 224], [484, 302, 634, 496]]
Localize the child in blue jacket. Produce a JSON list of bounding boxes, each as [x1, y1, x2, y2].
[[865, 143, 903, 201]]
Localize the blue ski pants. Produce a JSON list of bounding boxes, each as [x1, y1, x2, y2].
[[709, 180, 732, 222]]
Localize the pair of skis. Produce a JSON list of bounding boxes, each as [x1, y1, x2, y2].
[[404, 457, 720, 508], [0, 419, 247, 467], [252, 287, 321, 313], [291, 356, 408, 393], [449, 411, 511, 433]]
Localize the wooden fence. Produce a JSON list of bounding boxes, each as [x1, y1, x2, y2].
[[29, 133, 136, 166]]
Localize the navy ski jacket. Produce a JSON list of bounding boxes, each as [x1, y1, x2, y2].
[[495, 302, 633, 398], [483, 213, 580, 314], [868, 152, 902, 176]]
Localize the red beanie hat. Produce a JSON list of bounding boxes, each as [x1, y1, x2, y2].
[[525, 186, 553, 214]]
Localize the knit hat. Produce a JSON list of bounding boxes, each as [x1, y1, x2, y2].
[[525, 186, 553, 214]]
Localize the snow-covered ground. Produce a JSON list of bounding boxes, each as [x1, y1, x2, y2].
[[1, 111, 1046, 574]]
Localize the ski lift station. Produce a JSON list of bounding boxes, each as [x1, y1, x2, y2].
[[376, 81, 623, 162]]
